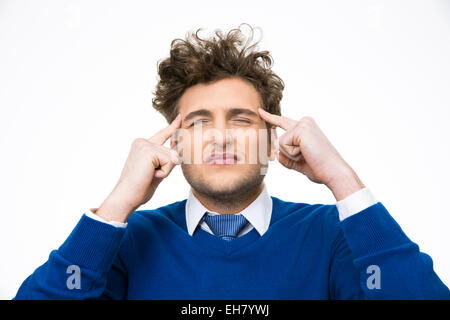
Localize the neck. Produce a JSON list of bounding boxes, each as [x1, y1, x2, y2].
[[192, 183, 265, 215]]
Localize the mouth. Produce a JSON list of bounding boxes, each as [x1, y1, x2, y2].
[[206, 153, 239, 165]]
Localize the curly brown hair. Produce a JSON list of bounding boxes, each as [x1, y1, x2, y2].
[[152, 23, 284, 127]]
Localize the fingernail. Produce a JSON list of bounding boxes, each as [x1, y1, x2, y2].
[[172, 114, 180, 124]]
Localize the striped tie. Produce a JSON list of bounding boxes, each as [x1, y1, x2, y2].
[[201, 212, 249, 241]]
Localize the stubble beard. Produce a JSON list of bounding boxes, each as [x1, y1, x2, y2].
[[181, 165, 266, 203]]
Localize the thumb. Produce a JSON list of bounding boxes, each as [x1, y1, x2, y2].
[[153, 149, 180, 179]]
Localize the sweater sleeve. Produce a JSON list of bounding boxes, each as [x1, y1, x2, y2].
[[13, 214, 127, 300], [330, 202, 450, 299]]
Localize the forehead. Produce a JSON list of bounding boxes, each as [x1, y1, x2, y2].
[[177, 77, 262, 114]]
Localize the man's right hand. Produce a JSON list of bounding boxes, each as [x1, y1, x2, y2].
[[95, 114, 182, 223]]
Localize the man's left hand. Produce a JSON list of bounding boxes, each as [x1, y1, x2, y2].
[[258, 108, 365, 201]]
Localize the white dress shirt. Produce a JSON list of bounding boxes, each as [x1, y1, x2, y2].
[[185, 184, 273, 237], [85, 185, 378, 236]]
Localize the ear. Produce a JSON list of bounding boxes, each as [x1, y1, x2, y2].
[[269, 126, 279, 161]]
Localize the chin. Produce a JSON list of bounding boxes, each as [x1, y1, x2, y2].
[[203, 178, 241, 193], [182, 164, 265, 201]]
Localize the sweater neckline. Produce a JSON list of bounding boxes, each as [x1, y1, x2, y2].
[[191, 224, 262, 255], [187, 196, 280, 256]]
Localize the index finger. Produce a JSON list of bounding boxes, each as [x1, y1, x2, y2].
[[148, 113, 182, 145], [258, 108, 297, 131]]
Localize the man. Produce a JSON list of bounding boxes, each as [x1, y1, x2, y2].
[[14, 24, 449, 299]]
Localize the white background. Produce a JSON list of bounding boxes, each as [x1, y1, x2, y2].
[[0, 0, 449, 299]]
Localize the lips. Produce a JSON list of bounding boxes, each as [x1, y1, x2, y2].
[[206, 153, 239, 165]]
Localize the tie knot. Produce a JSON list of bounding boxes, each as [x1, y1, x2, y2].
[[202, 212, 249, 241]]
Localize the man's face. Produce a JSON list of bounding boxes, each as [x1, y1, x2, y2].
[[174, 77, 274, 200]]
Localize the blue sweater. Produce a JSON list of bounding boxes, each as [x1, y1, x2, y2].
[[14, 197, 450, 299]]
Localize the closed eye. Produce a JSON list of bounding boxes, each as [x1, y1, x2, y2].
[[231, 118, 251, 123], [187, 117, 252, 128], [188, 119, 209, 127]]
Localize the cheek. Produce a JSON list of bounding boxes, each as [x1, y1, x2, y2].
[[231, 128, 264, 164], [174, 131, 203, 164]]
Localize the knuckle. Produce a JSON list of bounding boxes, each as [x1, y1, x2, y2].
[[297, 116, 315, 130], [132, 137, 148, 147], [300, 116, 315, 124], [151, 145, 170, 160]]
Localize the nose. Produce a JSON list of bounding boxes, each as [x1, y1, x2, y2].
[[204, 118, 234, 151]]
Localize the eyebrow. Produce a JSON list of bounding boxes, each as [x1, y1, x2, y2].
[[227, 108, 259, 118], [183, 107, 259, 123], [184, 109, 213, 123]]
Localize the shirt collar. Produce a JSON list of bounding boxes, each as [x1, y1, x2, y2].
[[185, 184, 273, 237]]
